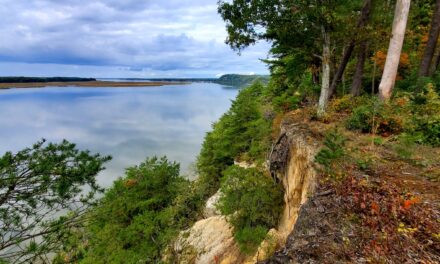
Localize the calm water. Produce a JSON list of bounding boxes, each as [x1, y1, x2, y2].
[[0, 83, 238, 187]]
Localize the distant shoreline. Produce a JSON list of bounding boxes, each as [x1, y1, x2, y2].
[[0, 81, 187, 89]]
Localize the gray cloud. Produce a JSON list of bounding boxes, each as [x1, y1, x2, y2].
[[0, 0, 269, 77]]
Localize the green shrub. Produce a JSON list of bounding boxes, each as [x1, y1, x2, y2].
[[315, 130, 346, 168], [420, 120, 440, 146], [345, 104, 375, 132], [346, 98, 404, 135], [410, 85, 440, 146], [234, 226, 268, 254], [218, 166, 283, 254]]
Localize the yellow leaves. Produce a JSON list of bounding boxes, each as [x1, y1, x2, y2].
[[397, 223, 417, 234]]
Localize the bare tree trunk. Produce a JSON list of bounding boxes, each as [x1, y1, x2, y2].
[[378, 0, 411, 100], [419, 0, 440, 77], [318, 29, 331, 116], [328, 42, 355, 98], [351, 41, 368, 96], [328, 0, 372, 98]]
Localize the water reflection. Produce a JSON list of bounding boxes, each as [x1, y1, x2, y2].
[[0, 83, 237, 187]]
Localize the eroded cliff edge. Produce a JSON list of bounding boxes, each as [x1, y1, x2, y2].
[[172, 115, 323, 264]]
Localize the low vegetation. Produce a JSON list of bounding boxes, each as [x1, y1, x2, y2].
[[218, 166, 283, 253]]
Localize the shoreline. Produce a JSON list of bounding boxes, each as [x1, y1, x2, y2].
[[0, 81, 188, 89]]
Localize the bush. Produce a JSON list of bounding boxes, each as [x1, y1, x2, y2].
[[410, 84, 440, 146], [217, 166, 284, 254], [234, 226, 269, 254], [59, 157, 192, 264], [346, 97, 404, 136], [315, 130, 346, 169]]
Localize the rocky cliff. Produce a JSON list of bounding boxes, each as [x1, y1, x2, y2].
[[172, 115, 322, 264]]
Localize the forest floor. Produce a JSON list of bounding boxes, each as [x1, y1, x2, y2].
[[264, 106, 440, 263]]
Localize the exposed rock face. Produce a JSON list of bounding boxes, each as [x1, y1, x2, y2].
[[173, 216, 242, 264], [203, 190, 222, 218], [269, 122, 321, 240], [233, 160, 256, 169]]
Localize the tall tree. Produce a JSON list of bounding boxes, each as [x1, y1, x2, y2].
[[351, 41, 369, 96], [318, 27, 332, 116], [328, 0, 373, 98], [378, 0, 411, 100], [419, 0, 440, 77]]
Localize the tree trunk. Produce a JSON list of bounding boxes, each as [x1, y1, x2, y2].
[[378, 0, 411, 100], [351, 41, 368, 96], [328, 0, 372, 98], [419, 0, 440, 77], [318, 29, 331, 116], [431, 48, 440, 74]]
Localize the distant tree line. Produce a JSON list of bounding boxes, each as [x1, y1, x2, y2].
[[214, 74, 270, 87], [0, 77, 96, 83]]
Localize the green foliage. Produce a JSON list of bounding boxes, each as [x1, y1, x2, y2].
[[315, 130, 347, 169], [346, 97, 404, 135], [197, 82, 272, 197], [234, 226, 268, 255], [0, 140, 111, 262], [410, 84, 440, 146], [217, 166, 283, 254], [72, 157, 189, 263], [344, 84, 440, 147], [265, 71, 319, 112], [217, 0, 381, 103]]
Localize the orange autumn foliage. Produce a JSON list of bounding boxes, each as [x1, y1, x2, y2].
[[403, 197, 420, 210], [372, 50, 410, 71], [421, 34, 429, 44], [371, 202, 380, 215]]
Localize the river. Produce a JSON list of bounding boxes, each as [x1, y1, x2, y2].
[[0, 82, 238, 187]]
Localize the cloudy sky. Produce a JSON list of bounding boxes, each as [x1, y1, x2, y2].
[[0, 0, 270, 78]]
